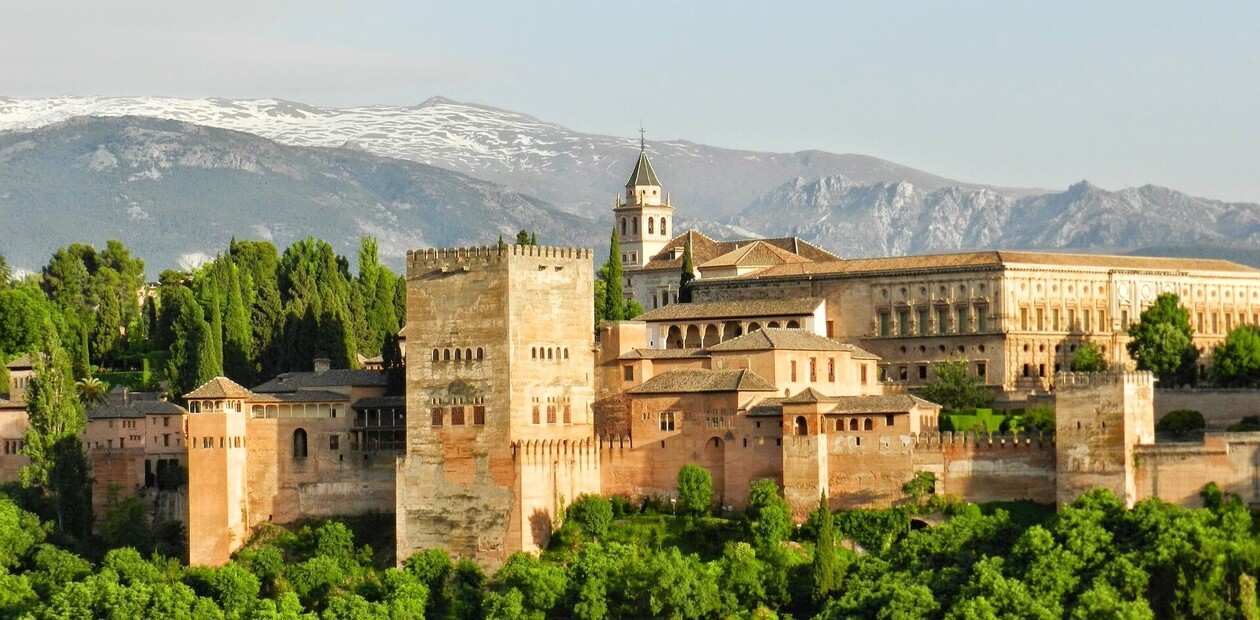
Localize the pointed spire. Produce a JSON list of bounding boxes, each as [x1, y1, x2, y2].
[[625, 149, 661, 188]]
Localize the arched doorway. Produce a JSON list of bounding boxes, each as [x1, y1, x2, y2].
[[795, 416, 808, 436], [702, 324, 720, 347], [666, 326, 683, 349], [684, 325, 701, 348], [722, 321, 742, 341]]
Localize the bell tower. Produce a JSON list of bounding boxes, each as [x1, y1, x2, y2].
[[613, 131, 675, 269]]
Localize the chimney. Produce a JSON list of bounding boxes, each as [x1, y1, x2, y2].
[[122, 387, 130, 405], [313, 358, 331, 374]]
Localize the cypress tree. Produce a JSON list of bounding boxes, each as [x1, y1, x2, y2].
[[604, 229, 625, 322], [679, 235, 696, 303], [21, 322, 86, 489], [222, 263, 253, 383], [812, 493, 842, 604], [529, 232, 538, 246]]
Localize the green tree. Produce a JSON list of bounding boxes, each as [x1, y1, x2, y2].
[[566, 495, 613, 541], [602, 229, 625, 322], [812, 494, 842, 606], [679, 235, 695, 303], [746, 479, 792, 550], [676, 464, 713, 517], [1127, 292, 1198, 386], [163, 286, 215, 401], [1071, 341, 1109, 372], [902, 470, 936, 505], [74, 376, 109, 408], [915, 359, 993, 409], [1212, 325, 1260, 387], [97, 487, 154, 554], [515, 230, 531, 245], [0, 254, 10, 289]]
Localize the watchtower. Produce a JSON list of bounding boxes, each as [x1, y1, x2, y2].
[[1054, 371, 1156, 507]]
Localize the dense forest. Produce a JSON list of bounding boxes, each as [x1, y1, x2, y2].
[[2, 467, 1259, 619], [0, 237, 407, 400]]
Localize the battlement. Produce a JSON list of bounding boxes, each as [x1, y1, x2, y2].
[[406, 245, 593, 272], [1055, 371, 1155, 390], [909, 431, 1054, 451]]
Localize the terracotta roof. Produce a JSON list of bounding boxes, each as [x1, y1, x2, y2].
[[184, 376, 253, 400], [699, 241, 813, 270], [628, 369, 777, 394], [250, 391, 352, 403], [252, 369, 387, 393], [637, 298, 822, 322], [737, 250, 1259, 281], [826, 394, 940, 414], [780, 387, 837, 405], [88, 400, 186, 420], [704, 329, 868, 355], [6, 354, 33, 370], [626, 150, 661, 187], [638, 230, 840, 272], [619, 348, 709, 360], [748, 398, 786, 417]]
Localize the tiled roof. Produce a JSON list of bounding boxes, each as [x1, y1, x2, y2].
[[739, 250, 1259, 281], [88, 400, 186, 420], [619, 348, 709, 360], [184, 376, 253, 400], [638, 231, 840, 272], [704, 329, 860, 353], [637, 299, 823, 322], [826, 394, 940, 414], [251, 369, 388, 393], [699, 241, 813, 270], [352, 396, 406, 409], [628, 369, 777, 394], [6, 354, 33, 370], [780, 387, 836, 404], [250, 391, 353, 403], [748, 398, 786, 417], [626, 150, 661, 187]]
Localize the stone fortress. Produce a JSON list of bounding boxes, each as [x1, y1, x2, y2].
[[3, 145, 1260, 569]]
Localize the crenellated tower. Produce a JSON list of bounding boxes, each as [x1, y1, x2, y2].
[[613, 134, 674, 268]]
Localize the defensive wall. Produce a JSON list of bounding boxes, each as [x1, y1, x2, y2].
[[1155, 389, 1260, 429]]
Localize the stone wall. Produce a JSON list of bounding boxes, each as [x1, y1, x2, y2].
[[1155, 389, 1260, 429], [186, 411, 249, 566], [1135, 434, 1260, 507], [1054, 371, 1155, 507]]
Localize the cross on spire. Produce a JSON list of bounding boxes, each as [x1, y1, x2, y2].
[[639, 125, 646, 152]]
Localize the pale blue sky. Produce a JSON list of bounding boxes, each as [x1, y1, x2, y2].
[[3, 1, 1258, 201]]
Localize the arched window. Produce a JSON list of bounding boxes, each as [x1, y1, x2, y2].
[[465, 348, 472, 361], [632, 217, 639, 235], [767, 321, 780, 328], [787, 320, 801, 329], [293, 428, 308, 459], [648, 217, 654, 234], [563, 348, 569, 359], [455, 349, 462, 361], [477, 348, 484, 360], [795, 416, 808, 436], [849, 418, 858, 431], [834, 419, 842, 432], [432, 349, 439, 362], [531, 347, 537, 359], [661, 219, 667, 236], [621, 218, 627, 235], [864, 418, 874, 431], [547, 348, 553, 360], [443, 349, 451, 361]]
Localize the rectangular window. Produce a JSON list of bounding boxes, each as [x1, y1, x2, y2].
[[899, 366, 908, 381], [977, 363, 987, 379], [329, 435, 339, 450], [860, 364, 868, 385], [1212, 313, 1219, 334], [1068, 309, 1077, 330], [918, 365, 928, 380], [1036, 308, 1045, 331], [809, 358, 817, 382], [163, 416, 170, 427], [1100, 310, 1107, 330], [1084, 309, 1092, 332], [451, 406, 465, 425], [1052, 308, 1061, 331], [828, 358, 836, 382], [937, 308, 949, 334], [1020, 307, 1029, 330], [878, 312, 890, 337], [563, 405, 571, 424], [532, 406, 540, 425], [163, 434, 170, 447], [431, 408, 443, 426], [546, 405, 557, 424], [918, 309, 930, 336], [885, 414, 894, 426], [898, 310, 910, 336], [790, 360, 797, 382], [976, 307, 988, 332], [956, 306, 968, 333], [623, 365, 634, 381], [659, 412, 675, 431], [1121, 309, 1130, 327], [827, 320, 835, 338], [473, 406, 486, 426]]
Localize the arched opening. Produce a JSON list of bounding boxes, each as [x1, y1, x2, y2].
[[795, 416, 808, 436], [864, 418, 874, 431], [621, 218, 627, 235], [684, 325, 702, 348], [547, 348, 554, 360], [661, 218, 667, 236], [293, 428, 308, 459], [721, 321, 742, 341], [563, 348, 569, 359], [632, 217, 639, 235], [477, 348, 484, 360], [748, 322, 762, 332], [666, 325, 683, 349], [443, 349, 451, 361], [849, 419, 858, 431], [648, 217, 654, 234], [432, 349, 439, 362], [455, 349, 462, 361], [702, 324, 720, 347], [531, 347, 537, 359], [767, 321, 781, 329], [786, 320, 801, 329], [465, 348, 472, 361], [834, 419, 842, 432]]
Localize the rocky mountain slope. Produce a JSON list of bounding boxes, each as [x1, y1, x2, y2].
[[733, 176, 1260, 258], [0, 116, 600, 271], [0, 96, 1032, 219]]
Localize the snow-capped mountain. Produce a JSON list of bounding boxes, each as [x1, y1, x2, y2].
[[0, 95, 1028, 219], [735, 176, 1260, 258]]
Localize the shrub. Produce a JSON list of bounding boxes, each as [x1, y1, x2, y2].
[[1226, 416, 1260, 432], [1156, 409, 1205, 434], [566, 495, 613, 541]]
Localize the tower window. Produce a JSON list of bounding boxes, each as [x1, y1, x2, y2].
[[293, 428, 308, 459], [659, 411, 675, 431], [661, 219, 667, 235], [648, 217, 654, 234]]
